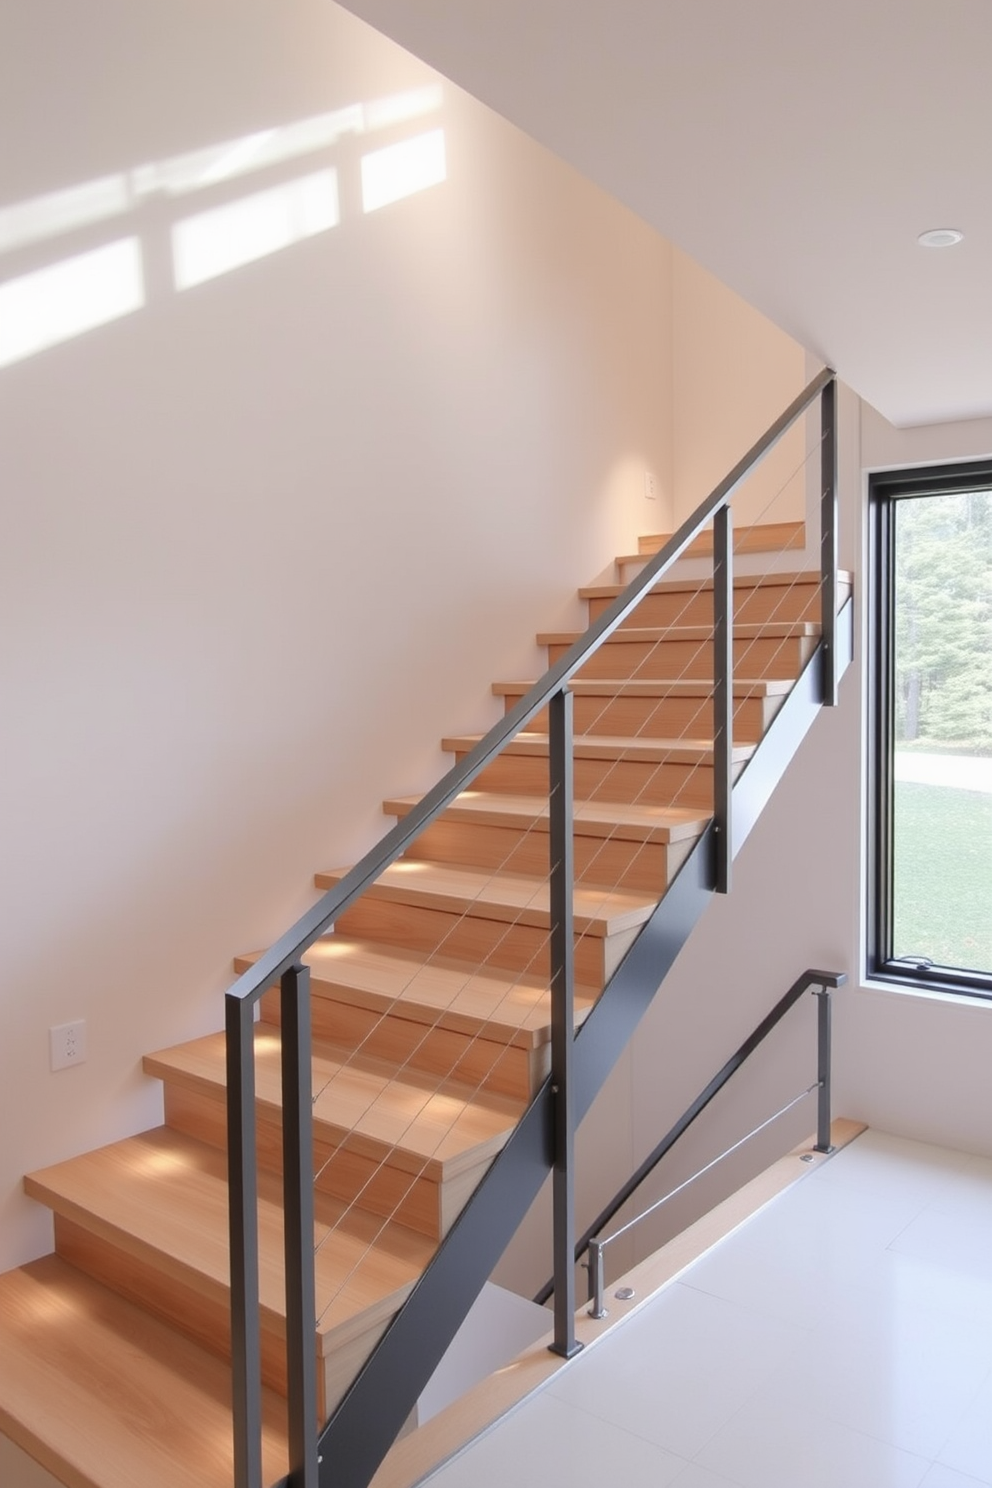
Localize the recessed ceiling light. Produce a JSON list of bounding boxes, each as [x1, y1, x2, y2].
[[917, 228, 963, 248]]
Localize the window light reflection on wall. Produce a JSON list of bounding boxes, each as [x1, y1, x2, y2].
[[0, 238, 144, 370], [172, 169, 339, 291], [361, 129, 447, 213]]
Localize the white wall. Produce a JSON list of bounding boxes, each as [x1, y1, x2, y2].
[[671, 248, 808, 530], [0, 0, 675, 1270]]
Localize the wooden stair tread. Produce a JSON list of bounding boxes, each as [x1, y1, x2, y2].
[[579, 568, 852, 601], [537, 620, 821, 644], [0, 1254, 288, 1488], [24, 1128, 435, 1350], [236, 938, 598, 1049], [442, 731, 754, 765], [145, 1029, 521, 1179], [634, 519, 806, 558], [385, 790, 709, 844], [316, 860, 658, 938], [492, 677, 793, 700]]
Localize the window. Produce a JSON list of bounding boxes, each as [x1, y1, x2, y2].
[[867, 460, 992, 998]]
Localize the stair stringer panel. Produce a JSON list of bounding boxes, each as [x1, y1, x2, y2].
[[314, 596, 853, 1488]]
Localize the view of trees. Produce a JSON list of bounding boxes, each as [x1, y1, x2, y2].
[[895, 490, 992, 751]]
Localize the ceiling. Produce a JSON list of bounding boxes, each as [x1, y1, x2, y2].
[[336, 0, 992, 428]]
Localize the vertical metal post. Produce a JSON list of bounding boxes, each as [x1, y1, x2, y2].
[[281, 965, 319, 1488], [548, 686, 582, 1359], [713, 502, 733, 894], [586, 1238, 607, 1320], [813, 984, 834, 1153], [820, 377, 838, 707], [226, 994, 263, 1488]]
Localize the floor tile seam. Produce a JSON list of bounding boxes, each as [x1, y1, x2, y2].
[[931, 1366, 992, 1469], [535, 1390, 696, 1476], [692, 1385, 936, 1485], [668, 1274, 826, 1332]]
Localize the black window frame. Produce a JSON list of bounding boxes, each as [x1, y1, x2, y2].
[[867, 457, 992, 1001]]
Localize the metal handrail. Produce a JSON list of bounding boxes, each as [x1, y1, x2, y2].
[[543, 967, 847, 1318], [225, 364, 835, 1014], [227, 365, 837, 1488]]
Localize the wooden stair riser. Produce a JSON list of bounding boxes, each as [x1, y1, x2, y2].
[[547, 631, 818, 681], [399, 814, 694, 893], [50, 1213, 328, 1415], [333, 895, 633, 989], [260, 985, 546, 1102], [447, 747, 736, 811], [497, 687, 783, 743], [635, 519, 806, 560], [584, 578, 824, 629], [159, 1081, 469, 1241]]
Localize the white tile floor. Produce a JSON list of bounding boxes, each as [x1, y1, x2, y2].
[[421, 1131, 992, 1488]]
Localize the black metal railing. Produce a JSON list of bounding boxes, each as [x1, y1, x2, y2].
[[225, 367, 838, 1488], [533, 968, 846, 1317]]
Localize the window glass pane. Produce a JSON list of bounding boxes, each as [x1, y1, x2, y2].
[[892, 491, 992, 976]]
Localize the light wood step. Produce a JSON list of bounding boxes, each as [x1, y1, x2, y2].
[[383, 789, 706, 894], [580, 570, 852, 629], [539, 621, 820, 681], [0, 1255, 289, 1488], [492, 678, 791, 743], [319, 861, 654, 989], [24, 1126, 434, 1422], [238, 938, 597, 1102], [145, 1029, 521, 1240], [441, 732, 753, 810], [622, 518, 806, 569]]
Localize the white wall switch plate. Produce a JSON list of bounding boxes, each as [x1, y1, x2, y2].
[[50, 1019, 87, 1071]]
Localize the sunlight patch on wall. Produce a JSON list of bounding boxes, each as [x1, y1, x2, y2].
[[361, 129, 447, 214], [0, 176, 131, 256], [172, 169, 339, 290], [0, 238, 144, 369], [133, 86, 443, 201]]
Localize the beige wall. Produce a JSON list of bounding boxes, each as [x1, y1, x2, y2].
[[0, 0, 676, 1271], [671, 248, 808, 530]]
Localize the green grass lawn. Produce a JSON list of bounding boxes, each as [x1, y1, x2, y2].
[[893, 781, 992, 973]]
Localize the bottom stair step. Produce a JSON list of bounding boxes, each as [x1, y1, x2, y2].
[[25, 1126, 436, 1419], [0, 1255, 288, 1488]]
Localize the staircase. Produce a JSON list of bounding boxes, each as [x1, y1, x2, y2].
[[0, 380, 851, 1488]]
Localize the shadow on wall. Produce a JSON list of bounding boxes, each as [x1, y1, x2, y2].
[[0, 85, 446, 371]]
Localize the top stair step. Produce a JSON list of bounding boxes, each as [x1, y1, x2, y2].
[[625, 518, 806, 565]]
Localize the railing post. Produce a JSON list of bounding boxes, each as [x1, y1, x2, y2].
[[548, 686, 582, 1359], [226, 994, 263, 1488], [281, 965, 319, 1488], [713, 502, 733, 893], [820, 377, 838, 707], [586, 1238, 607, 1320], [812, 982, 834, 1153]]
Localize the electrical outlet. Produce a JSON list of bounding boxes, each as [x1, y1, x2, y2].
[[645, 470, 657, 501], [50, 1019, 87, 1071]]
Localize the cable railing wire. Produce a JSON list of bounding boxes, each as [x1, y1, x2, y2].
[[225, 367, 837, 1488], [298, 403, 832, 1333]]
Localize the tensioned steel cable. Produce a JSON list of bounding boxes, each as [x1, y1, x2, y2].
[[304, 414, 834, 1337]]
